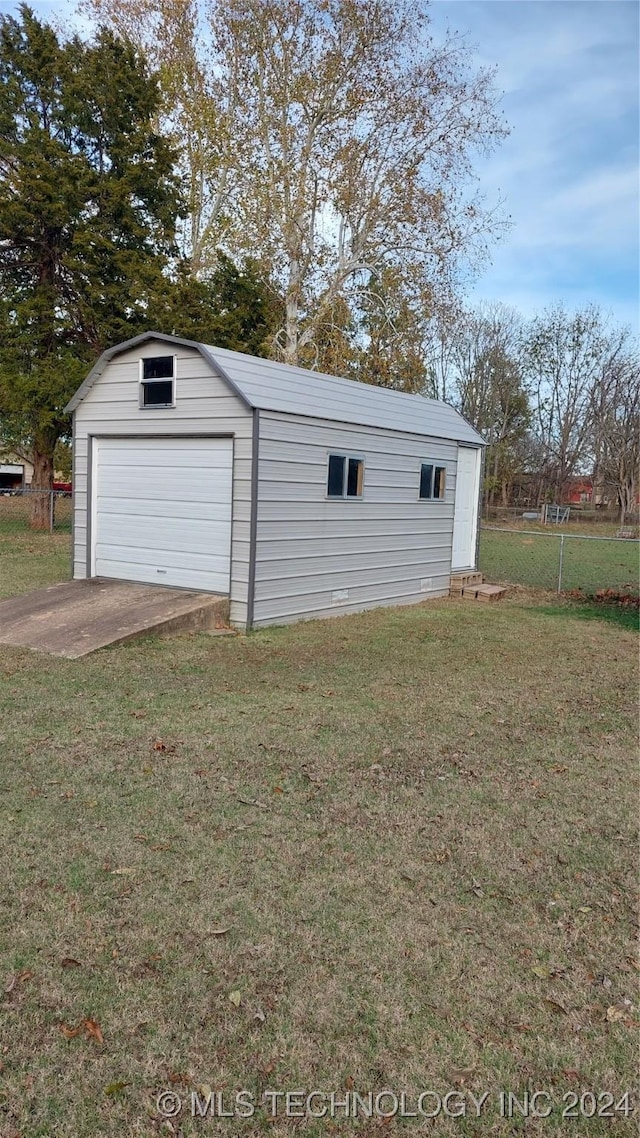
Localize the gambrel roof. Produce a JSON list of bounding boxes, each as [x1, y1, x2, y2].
[[65, 332, 485, 446]]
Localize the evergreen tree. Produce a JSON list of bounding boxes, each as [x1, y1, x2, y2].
[[0, 6, 181, 525], [166, 253, 283, 359]]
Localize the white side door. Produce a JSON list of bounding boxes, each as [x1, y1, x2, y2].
[[452, 446, 481, 570], [92, 436, 233, 592]]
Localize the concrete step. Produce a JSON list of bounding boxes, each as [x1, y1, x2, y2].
[[450, 570, 483, 596], [0, 579, 231, 658], [462, 583, 507, 602]]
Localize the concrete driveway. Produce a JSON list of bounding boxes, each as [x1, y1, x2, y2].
[[0, 579, 230, 658]]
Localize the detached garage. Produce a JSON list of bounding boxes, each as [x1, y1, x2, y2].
[[65, 332, 484, 630]]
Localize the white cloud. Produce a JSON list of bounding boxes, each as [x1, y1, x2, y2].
[[431, 0, 639, 331]]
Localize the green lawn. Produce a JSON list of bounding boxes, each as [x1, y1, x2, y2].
[[0, 495, 72, 600], [0, 553, 638, 1136], [0, 530, 71, 599], [480, 527, 639, 595]]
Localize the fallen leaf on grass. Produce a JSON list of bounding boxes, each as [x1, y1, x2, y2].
[[450, 1068, 476, 1086], [229, 990, 242, 1007], [168, 1071, 192, 1086], [84, 1018, 104, 1044], [577, 906, 592, 914], [104, 1081, 130, 1096], [606, 1000, 634, 1024], [544, 998, 568, 1015], [253, 1009, 266, 1024], [531, 965, 552, 979], [400, 871, 417, 884], [209, 927, 232, 938], [59, 1023, 84, 1039], [111, 867, 136, 876], [4, 970, 33, 994], [60, 958, 82, 969]]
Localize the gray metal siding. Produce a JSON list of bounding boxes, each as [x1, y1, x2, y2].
[[253, 411, 464, 626], [72, 341, 253, 627]]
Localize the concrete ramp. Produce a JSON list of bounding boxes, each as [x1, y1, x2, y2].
[[0, 579, 230, 658]]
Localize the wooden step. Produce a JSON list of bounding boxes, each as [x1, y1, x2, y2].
[[463, 583, 507, 602]]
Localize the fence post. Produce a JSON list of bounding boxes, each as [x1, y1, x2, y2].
[[557, 534, 564, 593], [49, 490, 54, 534]]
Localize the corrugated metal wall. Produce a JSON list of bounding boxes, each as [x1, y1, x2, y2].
[[253, 411, 462, 626]]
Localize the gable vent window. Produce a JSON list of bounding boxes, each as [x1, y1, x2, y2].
[[327, 454, 364, 498], [140, 356, 175, 408], [419, 463, 446, 500]]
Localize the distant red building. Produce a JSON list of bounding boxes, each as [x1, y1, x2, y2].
[[562, 477, 593, 505]]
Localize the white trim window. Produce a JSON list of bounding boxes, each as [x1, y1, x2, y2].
[[139, 355, 176, 408], [419, 462, 446, 500], [327, 453, 364, 498]]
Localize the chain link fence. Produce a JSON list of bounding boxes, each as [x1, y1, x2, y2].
[[482, 505, 640, 530], [479, 525, 640, 595], [0, 488, 72, 535]]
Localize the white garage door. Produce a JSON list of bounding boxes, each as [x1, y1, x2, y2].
[[92, 437, 233, 592]]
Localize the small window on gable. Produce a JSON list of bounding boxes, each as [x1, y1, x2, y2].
[[327, 454, 364, 498], [420, 462, 446, 500], [140, 356, 175, 408]]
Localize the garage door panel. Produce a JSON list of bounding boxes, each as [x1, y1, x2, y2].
[[93, 437, 232, 592], [98, 450, 232, 471], [95, 542, 231, 572], [96, 496, 232, 521], [96, 479, 231, 503], [96, 518, 230, 555], [95, 557, 229, 592]]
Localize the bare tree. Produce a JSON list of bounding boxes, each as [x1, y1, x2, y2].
[[428, 304, 530, 508], [523, 304, 610, 503], [80, 0, 239, 274], [80, 0, 509, 369], [591, 341, 640, 523]]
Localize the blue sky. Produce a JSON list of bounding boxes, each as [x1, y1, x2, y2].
[[2, 0, 638, 334], [428, 0, 639, 333]]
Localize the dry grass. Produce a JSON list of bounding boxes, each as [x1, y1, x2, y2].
[[0, 594, 638, 1136]]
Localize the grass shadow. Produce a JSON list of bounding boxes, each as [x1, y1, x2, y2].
[[533, 599, 639, 632]]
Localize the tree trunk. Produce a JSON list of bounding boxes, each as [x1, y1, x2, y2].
[[29, 441, 55, 531], [283, 257, 302, 366]]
